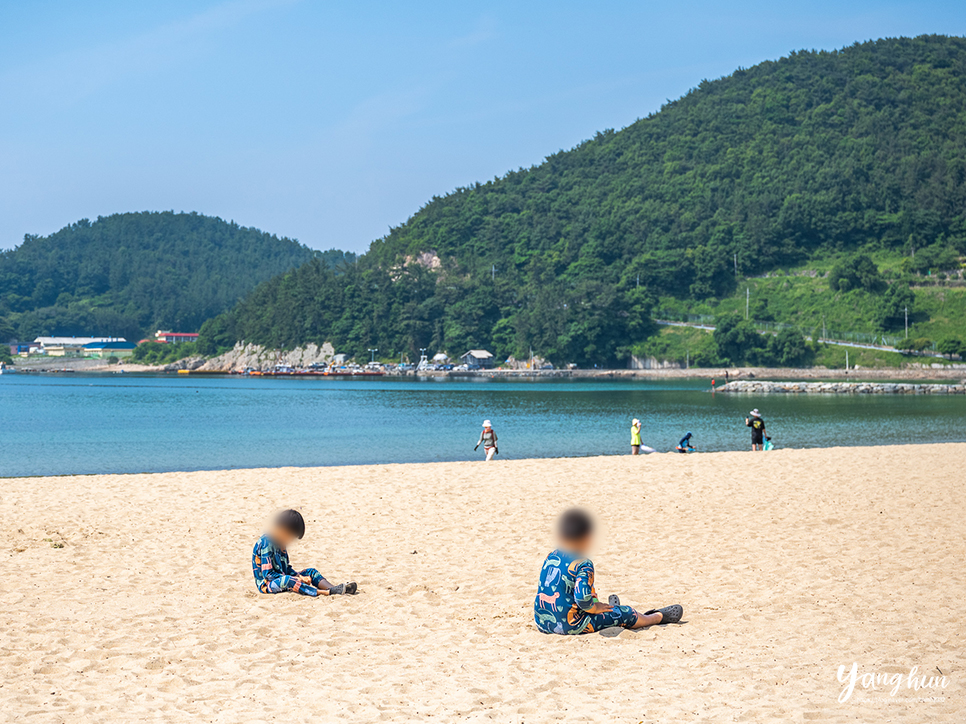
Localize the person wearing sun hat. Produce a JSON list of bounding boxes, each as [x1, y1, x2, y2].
[[744, 408, 767, 451], [630, 418, 642, 455], [474, 419, 499, 461]]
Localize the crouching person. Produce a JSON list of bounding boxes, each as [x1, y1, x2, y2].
[[533, 508, 682, 634]]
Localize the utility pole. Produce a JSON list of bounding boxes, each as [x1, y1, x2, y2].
[[822, 315, 826, 341], [491, 264, 496, 282], [845, 350, 849, 371], [904, 307, 908, 338], [734, 253, 738, 277], [686, 350, 689, 369], [745, 288, 750, 320]]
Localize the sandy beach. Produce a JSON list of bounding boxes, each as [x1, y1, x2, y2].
[[2, 446, 963, 722]]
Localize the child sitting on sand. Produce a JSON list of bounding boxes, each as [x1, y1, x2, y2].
[[533, 508, 682, 634], [252, 509, 357, 597]]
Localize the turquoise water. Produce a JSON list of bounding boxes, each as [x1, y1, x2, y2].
[[2, 373, 965, 477]]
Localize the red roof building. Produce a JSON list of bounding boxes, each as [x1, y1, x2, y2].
[[154, 331, 200, 344]]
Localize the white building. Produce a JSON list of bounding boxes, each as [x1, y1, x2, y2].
[[33, 336, 126, 357]]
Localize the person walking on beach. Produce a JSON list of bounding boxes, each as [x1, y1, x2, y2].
[[475, 419, 498, 461], [629, 418, 655, 455], [745, 409, 766, 451]]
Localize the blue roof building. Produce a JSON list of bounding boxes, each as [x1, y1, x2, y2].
[[83, 341, 137, 359]]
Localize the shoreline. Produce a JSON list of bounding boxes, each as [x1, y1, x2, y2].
[[7, 357, 966, 381], [7, 440, 966, 479], [475, 365, 966, 381]]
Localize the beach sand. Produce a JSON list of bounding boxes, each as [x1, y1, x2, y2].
[[2, 445, 963, 722]]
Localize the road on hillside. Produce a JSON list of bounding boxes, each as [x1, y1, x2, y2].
[[655, 320, 944, 358]]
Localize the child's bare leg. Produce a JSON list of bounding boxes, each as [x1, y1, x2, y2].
[[630, 610, 664, 628], [311, 575, 335, 594], [299, 568, 335, 593]]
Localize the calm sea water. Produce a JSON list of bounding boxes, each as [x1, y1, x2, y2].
[[2, 373, 965, 477]]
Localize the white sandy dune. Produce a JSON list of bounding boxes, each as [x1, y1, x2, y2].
[[1, 445, 963, 722]]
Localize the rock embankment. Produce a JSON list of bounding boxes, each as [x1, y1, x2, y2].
[[718, 380, 966, 394]]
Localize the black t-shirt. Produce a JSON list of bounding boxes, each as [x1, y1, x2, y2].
[[747, 417, 765, 439]]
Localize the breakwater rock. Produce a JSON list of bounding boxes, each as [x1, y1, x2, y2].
[[718, 380, 966, 394]]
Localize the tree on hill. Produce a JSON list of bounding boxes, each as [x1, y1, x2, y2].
[[875, 283, 915, 331], [906, 240, 961, 275], [896, 336, 932, 353], [711, 315, 811, 367], [829, 255, 885, 293], [767, 328, 811, 367], [937, 336, 964, 359], [713, 316, 762, 366]]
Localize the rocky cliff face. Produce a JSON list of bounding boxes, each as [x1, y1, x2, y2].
[[198, 342, 336, 372], [629, 355, 684, 370]]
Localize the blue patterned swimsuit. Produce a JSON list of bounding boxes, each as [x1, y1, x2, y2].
[[252, 534, 329, 597], [533, 548, 639, 634]]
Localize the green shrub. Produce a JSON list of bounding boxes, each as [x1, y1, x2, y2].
[[909, 243, 961, 275], [896, 337, 932, 353], [829, 254, 885, 293], [132, 341, 199, 365], [875, 283, 915, 331], [634, 326, 721, 367], [937, 336, 964, 359]]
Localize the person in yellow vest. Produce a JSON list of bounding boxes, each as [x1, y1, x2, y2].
[[630, 419, 655, 454]]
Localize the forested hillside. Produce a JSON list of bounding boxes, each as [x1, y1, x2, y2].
[[196, 36, 963, 364], [0, 212, 325, 341]]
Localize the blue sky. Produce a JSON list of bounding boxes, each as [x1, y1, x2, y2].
[[2, 1, 965, 253]]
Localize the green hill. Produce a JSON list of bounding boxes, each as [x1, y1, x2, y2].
[[0, 212, 334, 342], [199, 35, 966, 366]]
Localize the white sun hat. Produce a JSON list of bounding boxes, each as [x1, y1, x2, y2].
[[482, 420, 491, 427], [632, 418, 640, 425], [750, 409, 760, 417]]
